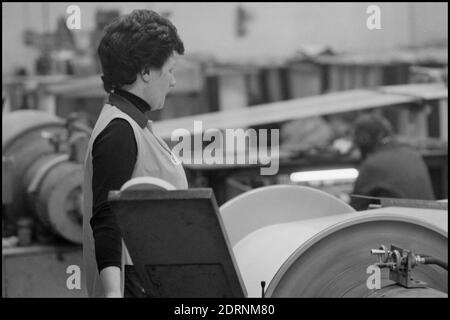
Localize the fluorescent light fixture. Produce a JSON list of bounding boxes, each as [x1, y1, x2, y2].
[[290, 168, 359, 183]]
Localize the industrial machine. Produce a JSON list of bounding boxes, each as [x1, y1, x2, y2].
[[111, 179, 447, 298], [2, 110, 88, 297], [222, 186, 447, 297], [2, 110, 88, 244]]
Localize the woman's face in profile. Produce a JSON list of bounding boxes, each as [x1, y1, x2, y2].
[[145, 53, 177, 111]]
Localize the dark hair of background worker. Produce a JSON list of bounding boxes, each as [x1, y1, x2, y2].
[[82, 9, 188, 298], [349, 113, 435, 211]]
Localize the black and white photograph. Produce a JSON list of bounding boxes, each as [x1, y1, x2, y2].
[[1, 1, 448, 307]]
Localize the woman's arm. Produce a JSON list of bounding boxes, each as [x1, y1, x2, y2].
[[91, 118, 137, 297]]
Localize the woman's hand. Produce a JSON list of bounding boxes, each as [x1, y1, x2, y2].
[[105, 291, 122, 298], [100, 266, 122, 298]]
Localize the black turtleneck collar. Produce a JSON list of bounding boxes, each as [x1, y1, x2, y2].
[[107, 89, 152, 129], [115, 89, 152, 113]]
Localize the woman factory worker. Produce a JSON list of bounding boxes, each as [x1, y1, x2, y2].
[[83, 9, 187, 298]]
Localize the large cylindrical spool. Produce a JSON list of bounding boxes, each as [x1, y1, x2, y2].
[[2, 110, 65, 219], [2, 110, 83, 243], [220, 185, 356, 247], [24, 153, 83, 243], [233, 208, 447, 297]]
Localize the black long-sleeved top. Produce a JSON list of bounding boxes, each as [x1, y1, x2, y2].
[[90, 89, 151, 273]]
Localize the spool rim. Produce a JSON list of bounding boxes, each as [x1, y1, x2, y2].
[[120, 177, 176, 191], [220, 184, 355, 213]]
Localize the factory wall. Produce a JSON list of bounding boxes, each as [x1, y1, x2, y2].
[[2, 2, 448, 75], [167, 2, 448, 61]]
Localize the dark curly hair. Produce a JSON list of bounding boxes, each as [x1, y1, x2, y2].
[[353, 114, 393, 158], [98, 9, 184, 93]]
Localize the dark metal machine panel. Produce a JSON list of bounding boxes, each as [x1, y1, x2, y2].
[[109, 188, 247, 298]]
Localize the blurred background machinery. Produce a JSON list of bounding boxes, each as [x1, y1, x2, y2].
[[2, 110, 89, 243], [2, 110, 89, 297]]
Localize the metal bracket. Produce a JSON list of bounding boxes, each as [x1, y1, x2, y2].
[[371, 244, 428, 288], [388, 245, 427, 288]]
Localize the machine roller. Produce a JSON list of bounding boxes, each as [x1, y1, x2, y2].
[[2, 110, 88, 243], [220, 186, 447, 297]]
